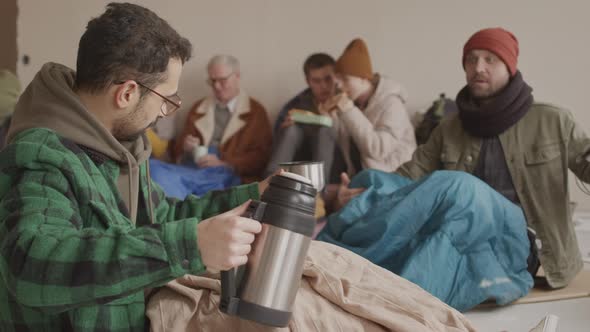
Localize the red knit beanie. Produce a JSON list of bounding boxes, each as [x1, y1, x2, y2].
[[463, 27, 519, 76]]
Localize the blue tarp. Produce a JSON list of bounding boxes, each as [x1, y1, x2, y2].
[[317, 169, 533, 311], [149, 159, 241, 199]]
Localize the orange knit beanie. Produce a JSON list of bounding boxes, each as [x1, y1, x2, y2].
[[335, 38, 373, 80]]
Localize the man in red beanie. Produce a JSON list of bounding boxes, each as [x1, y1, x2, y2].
[[397, 27, 590, 289]]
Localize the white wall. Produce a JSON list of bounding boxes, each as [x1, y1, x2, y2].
[[17, 0, 590, 209]]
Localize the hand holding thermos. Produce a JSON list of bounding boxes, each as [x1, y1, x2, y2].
[[196, 200, 261, 271]]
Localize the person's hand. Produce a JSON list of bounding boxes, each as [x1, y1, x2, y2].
[[280, 111, 295, 129], [334, 173, 365, 211], [183, 135, 200, 153], [197, 200, 262, 271], [318, 96, 338, 114], [319, 92, 353, 114], [258, 169, 284, 194], [196, 154, 227, 168]]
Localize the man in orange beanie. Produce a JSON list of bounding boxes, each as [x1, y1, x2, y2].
[[320, 38, 417, 212], [397, 27, 590, 289]]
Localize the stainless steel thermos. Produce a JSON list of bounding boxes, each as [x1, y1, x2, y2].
[[219, 172, 317, 327]]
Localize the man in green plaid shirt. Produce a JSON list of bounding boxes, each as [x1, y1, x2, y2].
[[0, 3, 267, 331]]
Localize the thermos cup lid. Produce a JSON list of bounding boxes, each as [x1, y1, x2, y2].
[[279, 171, 312, 185], [259, 173, 317, 236], [268, 173, 317, 197]]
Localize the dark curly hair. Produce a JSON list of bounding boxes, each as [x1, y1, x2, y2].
[[75, 2, 192, 94]]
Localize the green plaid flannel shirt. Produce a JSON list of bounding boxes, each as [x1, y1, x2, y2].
[[0, 128, 259, 331]]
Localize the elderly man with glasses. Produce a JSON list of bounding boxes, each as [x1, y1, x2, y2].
[[173, 55, 272, 183]]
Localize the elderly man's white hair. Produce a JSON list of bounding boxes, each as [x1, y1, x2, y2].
[[207, 55, 240, 73]]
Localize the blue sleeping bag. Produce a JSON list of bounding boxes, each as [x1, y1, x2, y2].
[[317, 169, 533, 311], [149, 159, 241, 199]]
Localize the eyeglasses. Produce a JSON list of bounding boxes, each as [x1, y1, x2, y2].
[[206, 72, 234, 86], [114, 80, 182, 116]]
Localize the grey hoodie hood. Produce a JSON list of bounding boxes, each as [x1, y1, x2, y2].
[[8, 62, 152, 222]]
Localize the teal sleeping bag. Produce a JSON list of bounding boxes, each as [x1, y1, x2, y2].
[[317, 169, 533, 311]]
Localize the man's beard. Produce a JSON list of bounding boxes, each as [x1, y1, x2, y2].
[[467, 75, 511, 102], [468, 83, 505, 105], [116, 120, 158, 141], [112, 103, 158, 141]]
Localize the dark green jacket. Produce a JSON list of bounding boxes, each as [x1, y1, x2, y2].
[[0, 128, 258, 331], [398, 103, 590, 288]]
